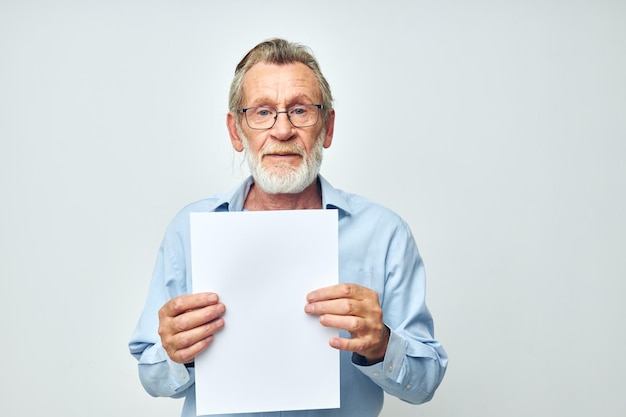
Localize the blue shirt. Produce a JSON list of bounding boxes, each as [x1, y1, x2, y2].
[[129, 176, 447, 417]]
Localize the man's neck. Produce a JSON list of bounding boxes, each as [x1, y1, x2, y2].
[[243, 179, 323, 211]]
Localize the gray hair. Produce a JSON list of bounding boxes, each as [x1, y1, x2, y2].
[[228, 38, 334, 123]]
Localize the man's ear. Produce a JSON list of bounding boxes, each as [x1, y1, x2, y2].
[[227, 112, 244, 152], [323, 109, 335, 149]]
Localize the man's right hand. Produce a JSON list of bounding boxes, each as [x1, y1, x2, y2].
[[158, 292, 226, 364]]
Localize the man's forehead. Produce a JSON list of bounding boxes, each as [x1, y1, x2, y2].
[[242, 62, 321, 104]]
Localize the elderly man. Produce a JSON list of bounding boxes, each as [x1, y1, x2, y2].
[[129, 38, 447, 417]]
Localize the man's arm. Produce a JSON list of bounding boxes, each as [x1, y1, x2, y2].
[[128, 229, 226, 398], [305, 222, 447, 404]]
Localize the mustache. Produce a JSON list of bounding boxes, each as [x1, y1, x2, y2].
[[260, 143, 306, 157]]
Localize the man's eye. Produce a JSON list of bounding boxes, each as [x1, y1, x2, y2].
[[256, 108, 273, 117], [291, 107, 307, 115]]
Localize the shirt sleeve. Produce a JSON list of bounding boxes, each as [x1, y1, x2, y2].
[[137, 342, 194, 398], [352, 220, 448, 404], [128, 218, 195, 398]]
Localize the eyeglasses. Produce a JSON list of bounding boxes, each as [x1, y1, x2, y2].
[[238, 104, 324, 130]]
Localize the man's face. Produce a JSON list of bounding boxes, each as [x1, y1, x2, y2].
[[227, 62, 334, 194]]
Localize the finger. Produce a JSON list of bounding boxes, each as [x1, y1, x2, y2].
[[167, 302, 226, 333], [160, 292, 220, 318], [169, 334, 216, 364], [171, 316, 226, 350], [305, 298, 356, 316], [306, 295, 381, 319], [328, 333, 375, 354], [318, 313, 362, 333], [326, 328, 389, 362], [317, 313, 387, 352], [328, 336, 360, 352], [161, 314, 226, 364], [327, 336, 382, 359], [306, 283, 360, 303]]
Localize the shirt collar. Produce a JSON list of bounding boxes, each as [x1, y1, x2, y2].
[[319, 175, 352, 214], [205, 175, 352, 215]]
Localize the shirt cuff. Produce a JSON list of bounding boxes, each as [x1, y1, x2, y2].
[[166, 357, 193, 392], [351, 328, 406, 382], [137, 344, 194, 397]]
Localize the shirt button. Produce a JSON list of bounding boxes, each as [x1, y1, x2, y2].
[[405, 384, 412, 390], [387, 364, 394, 372], [373, 372, 380, 378]]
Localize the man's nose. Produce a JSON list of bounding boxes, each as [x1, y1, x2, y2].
[[270, 111, 296, 140]]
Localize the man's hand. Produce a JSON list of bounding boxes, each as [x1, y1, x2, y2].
[[158, 292, 226, 364], [305, 283, 389, 364]]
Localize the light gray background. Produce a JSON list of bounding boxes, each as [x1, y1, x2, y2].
[[1, 1, 625, 416]]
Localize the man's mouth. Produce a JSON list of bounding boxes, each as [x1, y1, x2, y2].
[[262, 147, 304, 158], [266, 152, 300, 157]]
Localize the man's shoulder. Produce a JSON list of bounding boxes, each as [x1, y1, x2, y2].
[[322, 177, 397, 216], [332, 186, 407, 225], [179, 196, 227, 214], [162, 193, 231, 234], [170, 180, 249, 220]]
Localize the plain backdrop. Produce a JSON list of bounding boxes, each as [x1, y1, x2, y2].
[[1, 1, 625, 416]]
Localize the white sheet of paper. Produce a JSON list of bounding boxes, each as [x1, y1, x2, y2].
[[190, 209, 340, 416]]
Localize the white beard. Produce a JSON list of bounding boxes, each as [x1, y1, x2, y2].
[[239, 127, 324, 195]]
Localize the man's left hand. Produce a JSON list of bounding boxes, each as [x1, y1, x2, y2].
[[305, 283, 389, 364]]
